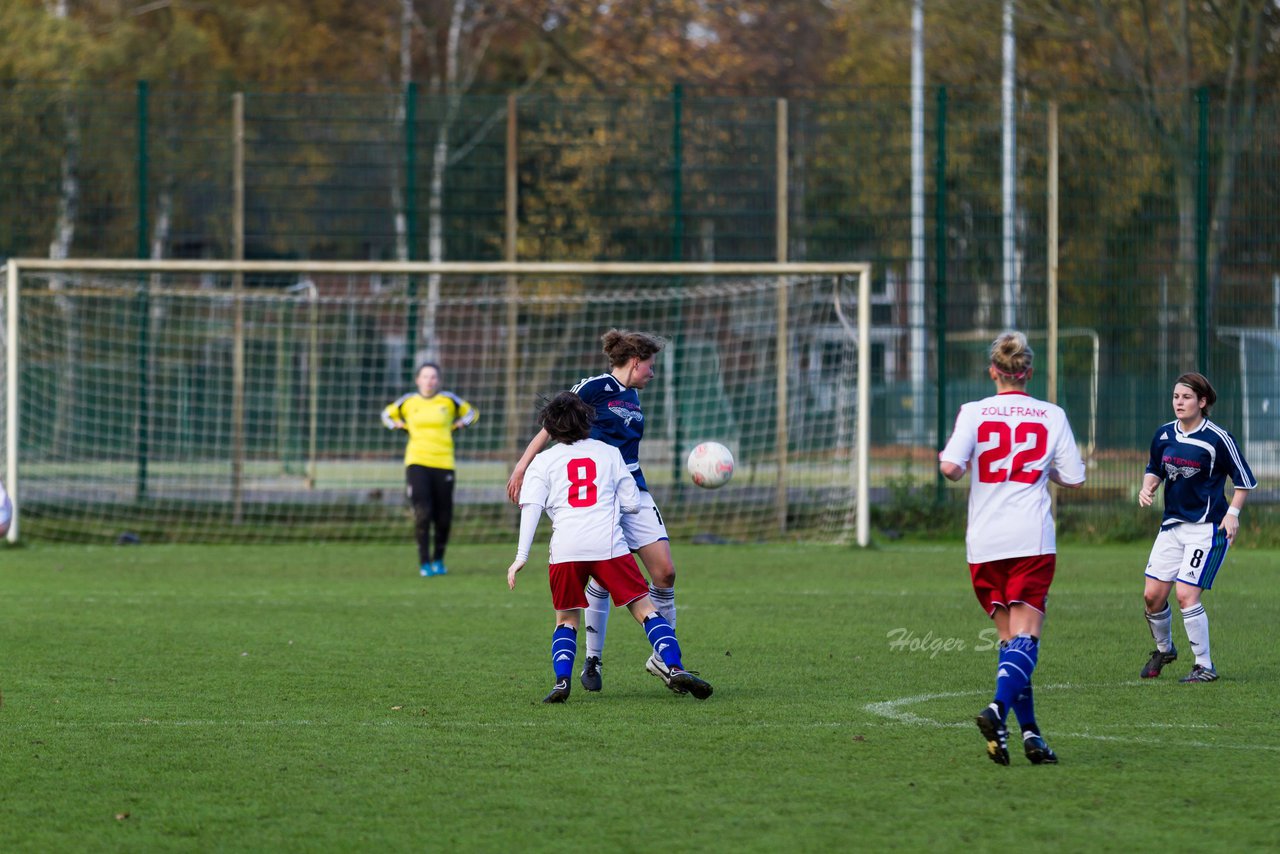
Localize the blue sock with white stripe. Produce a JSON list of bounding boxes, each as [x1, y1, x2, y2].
[[551, 625, 577, 680], [1011, 684, 1038, 735], [643, 614, 683, 670], [993, 634, 1039, 723]]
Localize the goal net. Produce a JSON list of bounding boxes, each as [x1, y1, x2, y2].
[[3, 260, 872, 545], [1219, 326, 1280, 477]]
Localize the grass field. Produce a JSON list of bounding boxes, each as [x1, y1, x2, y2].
[[1, 539, 1276, 852]]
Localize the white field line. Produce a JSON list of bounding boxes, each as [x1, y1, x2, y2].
[[864, 683, 1280, 752]]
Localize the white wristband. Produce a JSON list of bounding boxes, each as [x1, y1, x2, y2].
[[1226, 506, 1240, 518]]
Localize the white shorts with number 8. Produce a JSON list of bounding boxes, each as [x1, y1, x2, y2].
[[1144, 522, 1229, 590]]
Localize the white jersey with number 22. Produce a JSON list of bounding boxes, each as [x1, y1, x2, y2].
[[939, 391, 1086, 563]]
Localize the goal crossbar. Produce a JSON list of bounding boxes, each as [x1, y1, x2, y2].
[[8, 259, 868, 276]]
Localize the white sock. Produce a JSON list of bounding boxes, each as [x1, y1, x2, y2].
[[584, 582, 611, 660], [1180, 604, 1212, 668], [648, 584, 676, 628], [1144, 605, 1174, 653]]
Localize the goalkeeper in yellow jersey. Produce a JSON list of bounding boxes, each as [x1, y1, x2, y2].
[[382, 363, 478, 576]]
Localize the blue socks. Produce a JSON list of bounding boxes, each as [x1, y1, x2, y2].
[[993, 634, 1039, 724], [551, 625, 577, 680], [1011, 685, 1038, 735], [554, 616, 683, 683], [643, 614, 683, 670]]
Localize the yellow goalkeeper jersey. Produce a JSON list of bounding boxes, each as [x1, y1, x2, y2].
[[381, 392, 478, 469]]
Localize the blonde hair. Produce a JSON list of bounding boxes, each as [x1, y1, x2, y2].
[[601, 328, 665, 366], [990, 331, 1034, 384]]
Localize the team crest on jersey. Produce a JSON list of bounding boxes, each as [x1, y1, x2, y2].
[[608, 404, 643, 427], [1163, 461, 1199, 481]]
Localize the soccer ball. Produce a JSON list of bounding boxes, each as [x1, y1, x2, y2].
[[686, 442, 735, 489]]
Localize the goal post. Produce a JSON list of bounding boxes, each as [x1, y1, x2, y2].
[[2, 259, 872, 546]]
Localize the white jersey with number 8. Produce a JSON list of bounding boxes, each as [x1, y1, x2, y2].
[[939, 391, 1086, 563], [519, 438, 640, 563]]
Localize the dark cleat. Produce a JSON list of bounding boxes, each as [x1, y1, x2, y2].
[[668, 668, 713, 700], [1141, 648, 1178, 679], [976, 706, 1010, 766], [646, 653, 688, 695], [1023, 732, 1059, 765], [1179, 664, 1219, 683], [580, 656, 603, 692], [543, 678, 571, 703]]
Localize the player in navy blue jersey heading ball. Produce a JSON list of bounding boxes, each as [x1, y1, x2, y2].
[[507, 391, 711, 703], [508, 330, 689, 696]]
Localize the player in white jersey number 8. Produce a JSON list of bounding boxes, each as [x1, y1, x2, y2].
[[507, 330, 686, 695], [507, 392, 712, 703], [939, 331, 1086, 766]]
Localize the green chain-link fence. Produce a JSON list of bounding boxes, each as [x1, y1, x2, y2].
[[2, 83, 1276, 536]]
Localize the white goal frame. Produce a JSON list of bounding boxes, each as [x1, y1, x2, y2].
[[4, 258, 873, 546]]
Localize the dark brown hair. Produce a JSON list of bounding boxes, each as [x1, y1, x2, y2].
[[601, 328, 665, 367], [538, 391, 595, 444], [1174, 371, 1217, 417]]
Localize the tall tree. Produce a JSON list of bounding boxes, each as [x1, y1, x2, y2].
[[826, 0, 1279, 341], [1018, 0, 1278, 336], [521, 0, 840, 92], [387, 1, 550, 361]]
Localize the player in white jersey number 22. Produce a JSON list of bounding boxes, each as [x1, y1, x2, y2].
[[939, 331, 1085, 767]]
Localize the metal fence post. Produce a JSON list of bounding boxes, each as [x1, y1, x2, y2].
[[405, 81, 419, 377], [934, 85, 948, 504], [1196, 87, 1210, 374], [136, 80, 151, 502], [670, 83, 685, 495]]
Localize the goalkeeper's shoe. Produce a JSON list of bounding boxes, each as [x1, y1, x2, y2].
[[975, 705, 1010, 766], [1140, 648, 1178, 679], [542, 678, 571, 704], [429, 560, 448, 576], [419, 563, 433, 577], [645, 654, 688, 695], [580, 656, 603, 692], [1022, 732, 1059, 765], [668, 668, 713, 700], [1179, 664, 1219, 683]]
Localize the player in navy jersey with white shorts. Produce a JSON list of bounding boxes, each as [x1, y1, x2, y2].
[[940, 332, 1086, 766], [507, 392, 712, 703], [1137, 372, 1255, 684], [507, 329, 686, 695]]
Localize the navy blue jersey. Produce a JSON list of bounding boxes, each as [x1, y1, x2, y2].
[[570, 373, 648, 490], [1145, 418, 1256, 528]]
